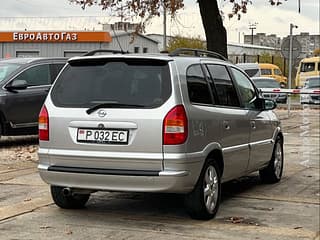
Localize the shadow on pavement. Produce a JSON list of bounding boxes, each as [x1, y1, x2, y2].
[[0, 135, 38, 147]]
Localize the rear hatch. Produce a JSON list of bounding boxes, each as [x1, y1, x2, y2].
[[45, 57, 172, 172], [307, 78, 320, 101]]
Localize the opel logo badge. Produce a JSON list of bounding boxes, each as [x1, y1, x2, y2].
[[97, 110, 107, 118]]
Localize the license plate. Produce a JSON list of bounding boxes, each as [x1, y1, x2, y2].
[[77, 128, 128, 144]]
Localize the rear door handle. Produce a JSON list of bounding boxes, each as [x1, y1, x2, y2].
[[223, 120, 230, 130], [251, 121, 256, 129]]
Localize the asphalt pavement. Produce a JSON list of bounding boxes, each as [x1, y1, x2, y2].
[[0, 109, 319, 240]]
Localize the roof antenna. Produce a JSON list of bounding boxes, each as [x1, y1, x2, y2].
[[111, 25, 125, 54]]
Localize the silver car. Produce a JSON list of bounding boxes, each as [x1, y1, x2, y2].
[[300, 76, 320, 104], [252, 77, 287, 103], [38, 49, 284, 219]]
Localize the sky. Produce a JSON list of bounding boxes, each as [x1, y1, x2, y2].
[[0, 0, 319, 43]]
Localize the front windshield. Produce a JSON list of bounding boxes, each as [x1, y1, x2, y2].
[[253, 79, 280, 88], [274, 69, 282, 76], [0, 63, 20, 82], [301, 62, 315, 72]]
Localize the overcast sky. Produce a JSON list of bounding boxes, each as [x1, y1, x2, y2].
[[0, 0, 319, 42]]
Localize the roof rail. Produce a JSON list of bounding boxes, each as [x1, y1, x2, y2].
[[169, 48, 227, 61], [83, 49, 129, 56]]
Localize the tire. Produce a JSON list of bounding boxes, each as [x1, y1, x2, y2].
[[184, 160, 221, 220], [259, 136, 284, 183], [51, 186, 90, 209]]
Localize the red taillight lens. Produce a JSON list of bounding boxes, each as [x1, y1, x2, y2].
[[39, 105, 49, 141], [163, 105, 188, 145]]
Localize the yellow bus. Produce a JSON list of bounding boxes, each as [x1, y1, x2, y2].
[[295, 56, 320, 88], [259, 63, 287, 88]]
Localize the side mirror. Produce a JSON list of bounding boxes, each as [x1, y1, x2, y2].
[[254, 97, 277, 111], [264, 99, 277, 110], [6, 79, 28, 91]]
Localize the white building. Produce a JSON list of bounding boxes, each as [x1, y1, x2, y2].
[[107, 31, 159, 53], [227, 42, 281, 63], [147, 33, 174, 52]]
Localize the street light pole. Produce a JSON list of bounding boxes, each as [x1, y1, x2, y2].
[[251, 27, 254, 44], [288, 23, 298, 116], [249, 22, 258, 45]]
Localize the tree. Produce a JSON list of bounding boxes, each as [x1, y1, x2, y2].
[[69, 0, 284, 58], [198, 0, 227, 58], [313, 48, 320, 56], [167, 35, 206, 52]]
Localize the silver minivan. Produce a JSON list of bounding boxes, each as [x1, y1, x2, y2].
[[38, 49, 284, 219]]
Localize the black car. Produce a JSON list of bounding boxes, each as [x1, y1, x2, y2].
[[0, 57, 67, 137]]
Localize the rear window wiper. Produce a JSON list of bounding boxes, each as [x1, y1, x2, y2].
[[86, 102, 145, 114]]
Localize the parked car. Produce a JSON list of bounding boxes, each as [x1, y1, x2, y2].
[[252, 77, 287, 103], [236, 63, 261, 77], [0, 57, 67, 138], [300, 76, 320, 105], [38, 49, 284, 220], [259, 63, 287, 88]]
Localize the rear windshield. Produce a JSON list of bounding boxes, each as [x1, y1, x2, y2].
[[51, 59, 172, 108], [244, 68, 260, 77], [253, 79, 280, 88], [0, 63, 20, 82]]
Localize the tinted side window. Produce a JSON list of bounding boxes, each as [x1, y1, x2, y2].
[[206, 64, 240, 107], [230, 67, 256, 109], [50, 64, 65, 83], [186, 65, 212, 104], [261, 69, 272, 75], [15, 64, 51, 86]]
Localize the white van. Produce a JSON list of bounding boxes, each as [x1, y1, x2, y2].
[[236, 63, 261, 77]]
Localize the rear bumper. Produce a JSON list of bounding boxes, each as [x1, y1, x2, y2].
[[38, 163, 194, 193]]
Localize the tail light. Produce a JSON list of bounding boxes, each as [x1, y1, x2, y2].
[[163, 105, 188, 145], [39, 105, 49, 141]]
